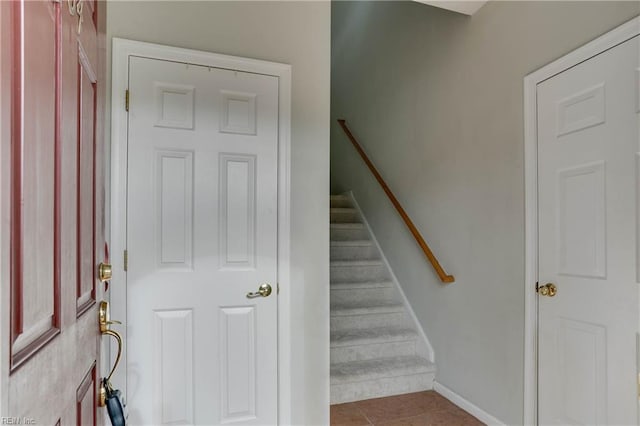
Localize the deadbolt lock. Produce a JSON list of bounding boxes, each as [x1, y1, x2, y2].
[[98, 262, 112, 282]]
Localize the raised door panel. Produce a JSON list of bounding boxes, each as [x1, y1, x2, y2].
[[557, 161, 606, 278], [154, 83, 195, 130], [219, 154, 256, 270], [220, 307, 257, 423], [556, 319, 607, 424], [156, 150, 193, 269], [77, 49, 97, 316], [76, 363, 97, 426], [10, 0, 61, 370], [220, 91, 257, 135], [153, 310, 194, 425], [555, 83, 606, 137]]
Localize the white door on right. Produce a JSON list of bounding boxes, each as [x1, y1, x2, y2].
[[537, 36, 639, 424]]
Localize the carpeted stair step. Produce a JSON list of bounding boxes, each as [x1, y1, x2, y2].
[[330, 194, 352, 208], [331, 327, 418, 348], [331, 355, 435, 384], [330, 260, 389, 282], [330, 207, 360, 224], [330, 298, 410, 332], [330, 240, 379, 261], [330, 356, 436, 404], [330, 285, 397, 305], [330, 223, 369, 241], [330, 301, 404, 317], [331, 310, 409, 332], [331, 327, 419, 363], [330, 280, 394, 290], [331, 339, 417, 364]]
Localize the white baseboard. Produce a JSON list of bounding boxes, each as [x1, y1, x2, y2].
[[433, 381, 505, 426]]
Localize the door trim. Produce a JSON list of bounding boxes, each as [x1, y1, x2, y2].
[[109, 38, 292, 424], [523, 16, 639, 425]]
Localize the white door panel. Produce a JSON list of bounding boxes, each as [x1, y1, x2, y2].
[[127, 56, 278, 425], [537, 36, 639, 425]]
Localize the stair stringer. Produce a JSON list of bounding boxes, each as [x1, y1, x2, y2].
[[344, 191, 435, 364]]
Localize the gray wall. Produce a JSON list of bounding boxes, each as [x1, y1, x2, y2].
[[106, 2, 330, 424], [331, 2, 639, 424]]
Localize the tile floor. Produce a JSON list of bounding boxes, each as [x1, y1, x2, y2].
[[330, 391, 484, 426]]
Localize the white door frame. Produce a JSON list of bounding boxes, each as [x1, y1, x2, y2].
[[109, 38, 292, 424], [523, 16, 640, 425]]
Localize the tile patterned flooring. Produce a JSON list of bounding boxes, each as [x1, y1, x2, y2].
[[330, 391, 484, 426]]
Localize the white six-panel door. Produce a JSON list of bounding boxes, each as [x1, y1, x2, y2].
[[126, 56, 279, 425], [537, 36, 639, 424]]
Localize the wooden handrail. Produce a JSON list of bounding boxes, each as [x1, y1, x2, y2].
[[337, 119, 455, 284]]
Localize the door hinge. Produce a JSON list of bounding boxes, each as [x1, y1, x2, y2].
[[123, 250, 128, 272], [125, 89, 129, 112]]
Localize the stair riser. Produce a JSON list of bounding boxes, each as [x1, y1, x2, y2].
[[330, 245, 379, 261], [330, 228, 369, 241], [330, 264, 389, 282], [330, 197, 352, 208], [330, 372, 435, 405], [331, 341, 416, 364], [331, 312, 410, 332], [330, 211, 360, 223], [330, 287, 398, 305]]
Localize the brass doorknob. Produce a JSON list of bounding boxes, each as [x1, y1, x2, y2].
[[537, 283, 557, 297], [246, 283, 272, 299], [98, 302, 123, 407], [98, 262, 112, 282]]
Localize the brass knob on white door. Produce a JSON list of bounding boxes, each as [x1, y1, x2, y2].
[[537, 283, 557, 297], [246, 283, 272, 299]]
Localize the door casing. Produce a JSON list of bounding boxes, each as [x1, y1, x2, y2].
[[109, 38, 292, 424], [523, 16, 640, 426]]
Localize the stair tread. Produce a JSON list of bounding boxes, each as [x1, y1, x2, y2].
[[330, 223, 365, 229], [331, 327, 418, 347], [331, 281, 393, 290], [331, 301, 404, 316], [330, 196, 352, 207], [330, 356, 435, 384], [330, 240, 373, 247], [331, 260, 384, 267]]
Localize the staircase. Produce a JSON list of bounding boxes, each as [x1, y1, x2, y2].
[[330, 194, 436, 404]]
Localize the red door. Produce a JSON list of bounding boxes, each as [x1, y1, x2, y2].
[[1, 0, 106, 423]]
